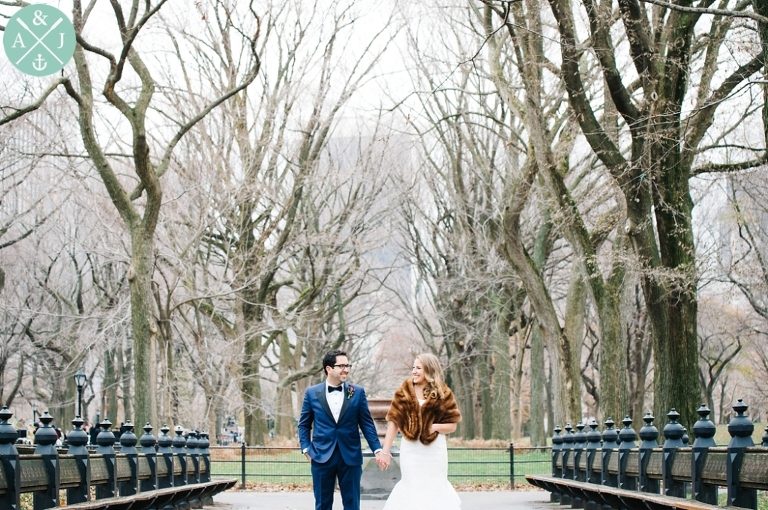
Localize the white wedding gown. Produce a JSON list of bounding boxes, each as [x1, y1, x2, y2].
[[383, 407, 462, 510]]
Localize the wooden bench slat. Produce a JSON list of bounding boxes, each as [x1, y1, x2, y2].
[[58, 479, 236, 510], [525, 475, 728, 510]]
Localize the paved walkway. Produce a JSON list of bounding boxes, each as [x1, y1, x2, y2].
[[214, 489, 551, 510]]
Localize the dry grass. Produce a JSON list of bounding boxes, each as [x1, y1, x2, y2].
[[446, 438, 515, 448], [236, 481, 314, 492]]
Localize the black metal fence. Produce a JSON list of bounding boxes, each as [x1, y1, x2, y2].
[[209, 444, 552, 488]]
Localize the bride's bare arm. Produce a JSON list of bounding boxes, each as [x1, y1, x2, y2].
[[430, 423, 457, 434], [382, 421, 398, 455]]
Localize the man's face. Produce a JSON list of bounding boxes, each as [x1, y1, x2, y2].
[[326, 355, 350, 386]]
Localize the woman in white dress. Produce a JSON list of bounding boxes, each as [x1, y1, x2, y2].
[[379, 353, 462, 510]]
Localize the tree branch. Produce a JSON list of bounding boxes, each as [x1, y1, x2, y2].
[[685, 54, 765, 154], [692, 158, 767, 175], [638, 0, 768, 24], [0, 77, 68, 126]]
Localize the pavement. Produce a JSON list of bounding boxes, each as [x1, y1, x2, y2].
[[213, 489, 552, 510]]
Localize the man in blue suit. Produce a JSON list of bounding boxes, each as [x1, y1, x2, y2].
[[299, 350, 385, 510]]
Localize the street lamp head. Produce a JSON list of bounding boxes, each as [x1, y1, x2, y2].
[[74, 369, 87, 389], [32, 402, 38, 412]]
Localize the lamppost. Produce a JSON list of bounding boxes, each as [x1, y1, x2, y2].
[[32, 401, 38, 423], [74, 369, 86, 418]]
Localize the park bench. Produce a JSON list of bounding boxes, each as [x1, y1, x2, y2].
[[0, 408, 237, 510], [526, 400, 768, 510]]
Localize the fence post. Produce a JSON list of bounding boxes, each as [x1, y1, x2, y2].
[[726, 399, 756, 509], [33, 412, 60, 510], [585, 419, 602, 510], [691, 405, 717, 504], [199, 432, 211, 484], [187, 430, 201, 484], [560, 424, 574, 506], [66, 416, 91, 504], [172, 426, 188, 491], [186, 431, 202, 509], [509, 443, 514, 489], [241, 441, 247, 490], [0, 407, 21, 510], [119, 421, 139, 496], [550, 425, 563, 503], [139, 423, 157, 492], [638, 412, 659, 494], [618, 416, 637, 492], [156, 425, 175, 490], [199, 433, 214, 507], [571, 422, 587, 509], [95, 418, 117, 500], [601, 418, 619, 490], [661, 409, 685, 498]]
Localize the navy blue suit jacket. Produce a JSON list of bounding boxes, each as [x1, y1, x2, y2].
[[298, 382, 382, 466]]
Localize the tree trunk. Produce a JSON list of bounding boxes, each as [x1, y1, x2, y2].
[[499, 165, 579, 426], [129, 230, 159, 430], [599, 239, 629, 424], [447, 355, 476, 439], [510, 326, 527, 440], [50, 371, 75, 432], [479, 345, 494, 440], [626, 283, 652, 422], [651, 138, 699, 429], [529, 325, 546, 445], [275, 331, 295, 439], [122, 343, 133, 424], [104, 348, 117, 423], [563, 267, 586, 424], [243, 329, 269, 445], [490, 305, 512, 440]]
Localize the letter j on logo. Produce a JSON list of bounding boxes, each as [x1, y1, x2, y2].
[[3, 4, 76, 77]]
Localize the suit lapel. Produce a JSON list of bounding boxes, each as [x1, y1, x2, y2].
[[316, 386, 334, 421], [337, 383, 351, 423]]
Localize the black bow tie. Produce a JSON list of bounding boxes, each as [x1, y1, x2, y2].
[[328, 385, 343, 393]]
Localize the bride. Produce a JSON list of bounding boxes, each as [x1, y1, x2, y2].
[[378, 353, 462, 510]]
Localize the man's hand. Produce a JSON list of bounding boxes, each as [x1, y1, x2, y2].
[[375, 451, 391, 470], [304, 452, 311, 462]]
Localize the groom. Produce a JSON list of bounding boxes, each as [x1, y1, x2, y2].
[[299, 350, 385, 510]]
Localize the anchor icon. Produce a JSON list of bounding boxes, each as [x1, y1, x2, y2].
[[32, 54, 48, 71]]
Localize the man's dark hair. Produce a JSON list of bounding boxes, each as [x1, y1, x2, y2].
[[323, 350, 347, 376]]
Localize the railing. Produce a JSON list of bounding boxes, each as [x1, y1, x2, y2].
[[534, 399, 768, 510], [0, 408, 236, 510], [209, 443, 553, 488]]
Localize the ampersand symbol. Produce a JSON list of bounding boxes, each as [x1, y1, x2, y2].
[[32, 10, 48, 26]]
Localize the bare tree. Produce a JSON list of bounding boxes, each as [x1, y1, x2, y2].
[[0, 0, 260, 427], [697, 300, 746, 423], [481, 0, 765, 427]]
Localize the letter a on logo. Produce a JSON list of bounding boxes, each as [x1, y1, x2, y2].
[[12, 33, 26, 48]]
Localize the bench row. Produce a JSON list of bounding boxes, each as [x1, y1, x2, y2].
[[0, 407, 233, 510], [533, 399, 768, 510]]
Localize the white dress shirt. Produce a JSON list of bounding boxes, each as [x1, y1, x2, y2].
[[326, 381, 345, 422]]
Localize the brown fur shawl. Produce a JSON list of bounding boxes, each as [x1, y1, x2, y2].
[[385, 378, 462, 445]]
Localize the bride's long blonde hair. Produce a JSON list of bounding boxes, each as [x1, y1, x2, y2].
[[416, 353, 446, 399]]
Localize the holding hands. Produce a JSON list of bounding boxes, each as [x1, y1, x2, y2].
[[376, 450, 391, 470]]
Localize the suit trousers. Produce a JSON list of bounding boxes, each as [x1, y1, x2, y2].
[[311, 444, 362, 510]]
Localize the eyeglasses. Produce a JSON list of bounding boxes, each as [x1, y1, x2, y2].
[[333, 364, 353, 370]]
